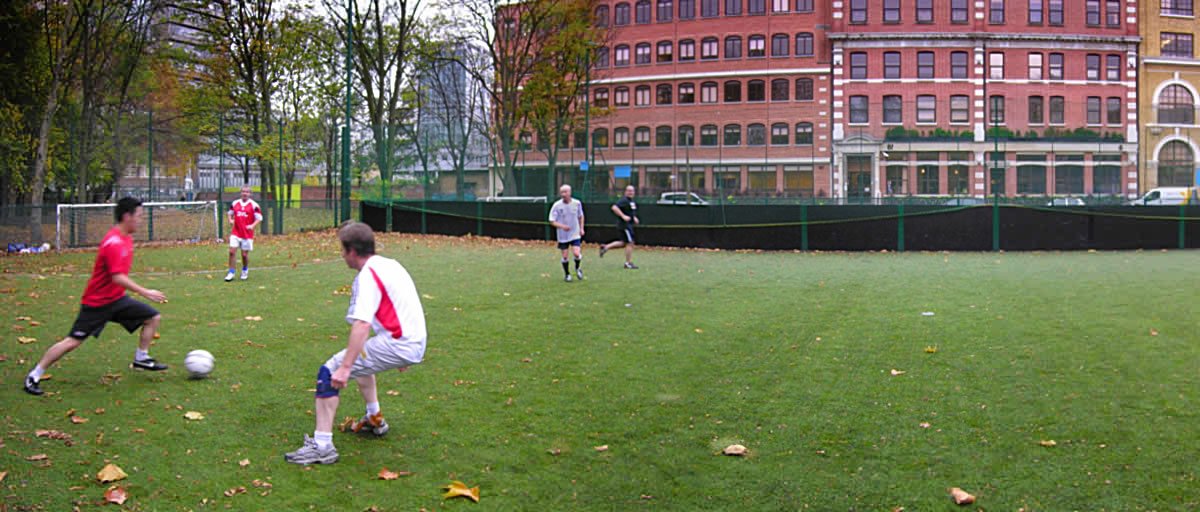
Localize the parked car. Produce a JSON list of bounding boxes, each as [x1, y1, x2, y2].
[[657, 191, 709, 206], [1047, 197, 1086, 207], [942, 197, 988, 206], [1127, 187, 1198, 206]]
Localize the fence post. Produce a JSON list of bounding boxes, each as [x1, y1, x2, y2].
[[147, 109, 154, 241], [992, 201, 1000, 251], [897, 203, 905, 252], [1179, 203, 1186, 250], [476, 201, 483, 236], [800, 204, 808, 251]]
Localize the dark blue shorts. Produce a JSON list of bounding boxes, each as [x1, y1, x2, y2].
[[557, 238, 582, 250]]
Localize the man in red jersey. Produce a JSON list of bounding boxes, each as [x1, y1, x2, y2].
[[23, 197, 168, 396], [225, 186, 262, 281]]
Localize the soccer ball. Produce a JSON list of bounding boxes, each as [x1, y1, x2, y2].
[[184, 350, 215, 378]]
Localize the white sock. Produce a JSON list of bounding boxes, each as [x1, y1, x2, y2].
[[135, 349, 150, 362], [313, 431, 334, 450], [365, 402, 380, 416], [28, 366, 45, 381]]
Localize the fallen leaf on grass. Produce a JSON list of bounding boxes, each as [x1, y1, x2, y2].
[[238, 459, 250, 467], [104, 486, 128, 505], [378, 468, 412, 480], [948, 487, 975, 505], [70, 415, 88, 424], [520, 357, 532, 363], [17, 336, 36, 344], [386, 390, 400, 396], [0, 471, 6, 482], [339, 416, 356, 431], [442, 481, 480, 502], [224, 486, 247, 497], [29, 320, 40, 327], [153, 332, 160, 339], [244, 316, 262, 322], [26, 454, 48, 461], [546, 448, 562, 456], [35, 429, 74, 446], [594, 445, 609, 452], [722, 444, 748, 456], [183, 411, 205, 421], [924, 346, 938, 353], [15, 315, 31, 321], [919, 422, 932, 429], [251, 479, 272, 489], [694, 328, 704, 334], [640, 494, 654, 500], [1038, 440, 1057, 447], [1150, 328, 1159, 336], [94, 408, 105, 415], [890, 369, 906, 376], [97, 463, 127, 483]]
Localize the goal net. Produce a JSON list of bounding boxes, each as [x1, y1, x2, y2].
[[56, 201, 220, 249]]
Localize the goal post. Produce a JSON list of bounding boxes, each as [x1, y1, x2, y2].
[[56, 201, 220, 250]]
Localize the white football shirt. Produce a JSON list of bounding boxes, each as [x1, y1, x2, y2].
[[346, 255, 427, 363]]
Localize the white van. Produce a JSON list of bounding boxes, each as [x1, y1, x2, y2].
[[1129, 187, 1198, 206]]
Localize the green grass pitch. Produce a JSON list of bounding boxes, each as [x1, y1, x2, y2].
[[1, 233, 1197, 510]]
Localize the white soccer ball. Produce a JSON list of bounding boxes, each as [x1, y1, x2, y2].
[[184, 349, 215, 378]]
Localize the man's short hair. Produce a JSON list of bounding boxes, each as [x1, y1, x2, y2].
[[115, 197, 142, 223], [338, 221, 376, 256]]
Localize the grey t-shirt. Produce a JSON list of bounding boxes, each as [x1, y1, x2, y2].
[[549, 198, 584, 243]]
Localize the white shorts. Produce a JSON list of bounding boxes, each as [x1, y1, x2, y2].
[[323, 334, 422, 378], [229, 235, 254, 251]]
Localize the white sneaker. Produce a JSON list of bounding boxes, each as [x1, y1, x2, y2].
[[240, 269, 249, 280], [224, 270, 235, 282]]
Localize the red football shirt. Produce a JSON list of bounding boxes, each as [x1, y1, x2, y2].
[[81, 226, 133, 307], [229, 199, 261, 240]]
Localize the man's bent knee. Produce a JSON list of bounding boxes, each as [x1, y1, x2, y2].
[[144, 314, 161, 327], [315, 365, 339, 398]]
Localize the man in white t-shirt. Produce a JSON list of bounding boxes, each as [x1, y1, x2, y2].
[[285, 222, 427, 465], [548, 184, 585, 282]]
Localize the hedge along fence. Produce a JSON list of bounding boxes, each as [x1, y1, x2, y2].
[[361, 200, 1200, 252]]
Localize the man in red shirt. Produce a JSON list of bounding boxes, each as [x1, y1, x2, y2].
[[24, 197, 169, 396], [225, 186, 262, 281]]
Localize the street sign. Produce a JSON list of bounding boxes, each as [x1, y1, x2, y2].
[[580, 161, 589, 172], [614, 165, 632, 178]]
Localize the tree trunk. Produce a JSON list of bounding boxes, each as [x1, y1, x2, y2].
[[29, 78, 62, 244]]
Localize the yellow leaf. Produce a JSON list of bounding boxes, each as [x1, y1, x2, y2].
[[104, 485, 128, 505], [224, 486, 246, 497], [184, 411, 205, 421], [17, 336, 36, 344], [890, 369, 905, 376], [442, 480, 480, 502], [26, 454, 48, 461], [97, 463, 127, 483], [238, 459, 250, 467], [1150, 328, 1159, 336], [924, 345, 938, 353], [378, 468, 411, 480], [1038, 440, 1057, 447], [948, 487, 975, 505], [29, 320, 40, 327], [70, 415, 88, 424], [722, 444, 747, 456], [694, 328, 704, 334], [0, 471, 7, 482], [594, 445, 609, 452], [919, 422, 931, 429]]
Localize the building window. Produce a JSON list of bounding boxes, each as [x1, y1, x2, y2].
[[795, 122, 813, 144], [679, 39, 696, 61], [678, 125, 695, 146], [990, 0, 1005, 23], [700, 124, 718, 146], [724, 80, 741, 102], [594, 88, 609, 108], [883, 95, 903, 123], [678, 83, 696, 104], [657, 84, 673, 105], [701, 37, 718, 59], [634, 126, 651, 147], [990, 95, 1005, 123], [884, 52, 901, 79], [614, 86, 630, 107], [1106, 97, 1121, 124], [850, 52, 867, 79], [635, 43, 651, 64], [1086, 54, 1100, 81], [770, 123, 789, 145], [1049, 96, 1064, 124], [989, 52, 1004, 79], [615, 45, 630, 66], [1048, 53, 1063, 79], [593, 128, 609, 148], [1028, 96, 1044, 124], [1162, 33, 1194, 58], [747, 79, 765, 102], [723, 124, 741, 146], [951, 51, 968, 78], [917, 51, 935, 79], [635, 85, 651, 106], [1028, 0, 1042, 24], [949, 164, 969, 194], [1105, 0, 1119, 26], [1048, 0, 1063, 25], [918, 164, 939, 194], [884, 0, 901, 22], [951, 0, 968, 22], [795, 33, 814, 56], [636, 0, 652, 23], [916, 0, 933, 22], [657, 41, 673, 62], [1086, 96, 1102, 124], [614, 127, 630, 147], [771, 34, 789, 57], [771, 79, 789, 101], [726, 0, 742, 15], [1159, 141, 1195, 186], [850, 0, 867, 23], [702, 0, 718, 16], [594, 5, 610, 27], [1158, 84, 1196, 124], [1017, 162, 1046, 194], [1055, 156, 1084, 195], [701, 81, 718, 103], [679, 0, 695, 18], [615, 2, 631, 25], [748, 35, 766, 58], [850, 95, 869, 123], [658, 0, 673, 21], [795, 78, 813, 100], [1162, 0, 1194, 16], [772, 0, 788, 12], [951, 95, 969, 123], [917, 95, 936, 123], [596, 47, 610, 69], [748, 0, 765, 14], [796, 0, 813, 12], [1106, 54, 1120, 81], [655, 126, 672, 147], [725, 36, 742, 59], [1028, 52, 1043, 80], [1086, 0, 1100, 25], [747, 123, 766, 146], [1093, 155, 1121, 194]]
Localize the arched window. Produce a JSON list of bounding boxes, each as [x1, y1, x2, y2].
[[634, 85, 651, 106], [770, 123, 789, 145], [771, 78, 789, 101], [748, 35, 766, 58], [657, 0, 673, 21], [724, 36, 742, 59], [795, 33, 814, 56], [595, 47, 610, 69], [700, 124, 718, 146], [636, 0, 651, 23], [701, 37, 719, 59], [678, 125, 695, 146], [723, 80, 741, 102], [634, 126, 651, 147], [1159, 140, 1195, 186], [700, 81, 718, 103], [614, 86, 630, 107], [635, 43, 651, 64], [614, 3, 631, 25], [594, 5, 610, 27], [657, 41, 673, 62], [678, 82, 696, 104], [656, 84, 673, 105], [1158, 84, 1196, 124], [747, 79, 765, 102], [594, 87, 609, 108], [614, 44, 630, 66], [679, 0, 695, 19], [614, 127, 630, 147], [723, 124, 742, 146], [655, 126, 673, 147], [747, 123, 766, 146], [795, 78, 813, 100], [771, 34, 789, 57], [726, 0, 742, 15], [592, 128, 609, 148], [795, 122, 813, 145]]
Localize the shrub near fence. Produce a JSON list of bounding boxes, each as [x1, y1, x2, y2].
[[363, 200, 1200, 252]]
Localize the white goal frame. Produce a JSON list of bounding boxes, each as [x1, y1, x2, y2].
[[56, 201, 220, 250]]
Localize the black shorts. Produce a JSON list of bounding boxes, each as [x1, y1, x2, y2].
[[68, 296, 159, 340], [557, 238, 582, 250], [619, 225, 636, 244]]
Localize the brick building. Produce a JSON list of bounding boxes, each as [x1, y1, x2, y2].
[[1138, 0, 1199, 191]]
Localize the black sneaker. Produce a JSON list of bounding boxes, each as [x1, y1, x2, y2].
[[131, 358, 169, 371], [624, 262, 639, 270], [23, 376, 43, 396], [599, 246, 607, 258]]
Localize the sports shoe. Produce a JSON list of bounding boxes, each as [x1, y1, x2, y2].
[[347, 412, 389, 436], [564, 274, 572, 282], [599, 246, 608, 258], [624, 262, 639, 270], [23, 376, 43, 396], [131, 358, 169, 371], [284, 434, 339, 465], [240, 269, 249, 280], [224, 270, 235, 282], [576, 269, 584, 281]]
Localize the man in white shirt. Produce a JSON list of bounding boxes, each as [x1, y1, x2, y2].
[[548, 184, 585, 282], [285, 222, 427, 465]]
